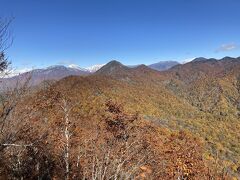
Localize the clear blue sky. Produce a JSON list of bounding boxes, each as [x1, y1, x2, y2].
[[1, 0, 240, 69]]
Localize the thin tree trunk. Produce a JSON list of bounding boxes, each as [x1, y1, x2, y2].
[[62, 100, 70, 180]]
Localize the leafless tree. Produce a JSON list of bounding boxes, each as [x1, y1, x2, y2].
[[88, 141, 147, 180], [59, 98, 77, 180], [0, 17, 40, 179], [0, 18, 37, 151], [61, 99, 71, 180], [0, 17, 13, 76]]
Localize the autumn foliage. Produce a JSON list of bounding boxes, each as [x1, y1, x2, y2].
[[1, 57, 240, 179]]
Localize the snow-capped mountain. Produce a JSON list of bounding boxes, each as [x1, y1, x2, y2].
[[67, 64, 105, 73], [0, 65, 90, 90], [5, 63, 105, 79], [85, 64, 105, 73], [67, 64, 89, 72], [1, 60, 183, 90]]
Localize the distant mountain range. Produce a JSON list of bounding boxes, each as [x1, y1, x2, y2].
[[148, 61, 179, 71], [0, 60, 180, 89], [1, 57, 239, 90], [0, 65, 89, 90], [9, 60, 180, 77]]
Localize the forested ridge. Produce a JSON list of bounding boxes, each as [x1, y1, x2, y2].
[[1, 57, 240, 179]]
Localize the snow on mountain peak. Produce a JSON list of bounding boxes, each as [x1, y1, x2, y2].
[[67, 64, 88, 71], [5, 63, 107, 78], [85, 64, 105, 73]]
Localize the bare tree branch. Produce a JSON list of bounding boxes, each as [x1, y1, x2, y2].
[[0, 17, 13, 76], [1, 143, 34, 147]]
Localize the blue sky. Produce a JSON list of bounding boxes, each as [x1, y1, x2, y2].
[[1, 0, 240, 69]]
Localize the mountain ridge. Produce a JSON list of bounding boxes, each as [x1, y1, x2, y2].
[[2, 56, 240, 90]]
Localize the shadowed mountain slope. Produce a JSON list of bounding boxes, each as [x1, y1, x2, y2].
[[148, 61, 179, 71]]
